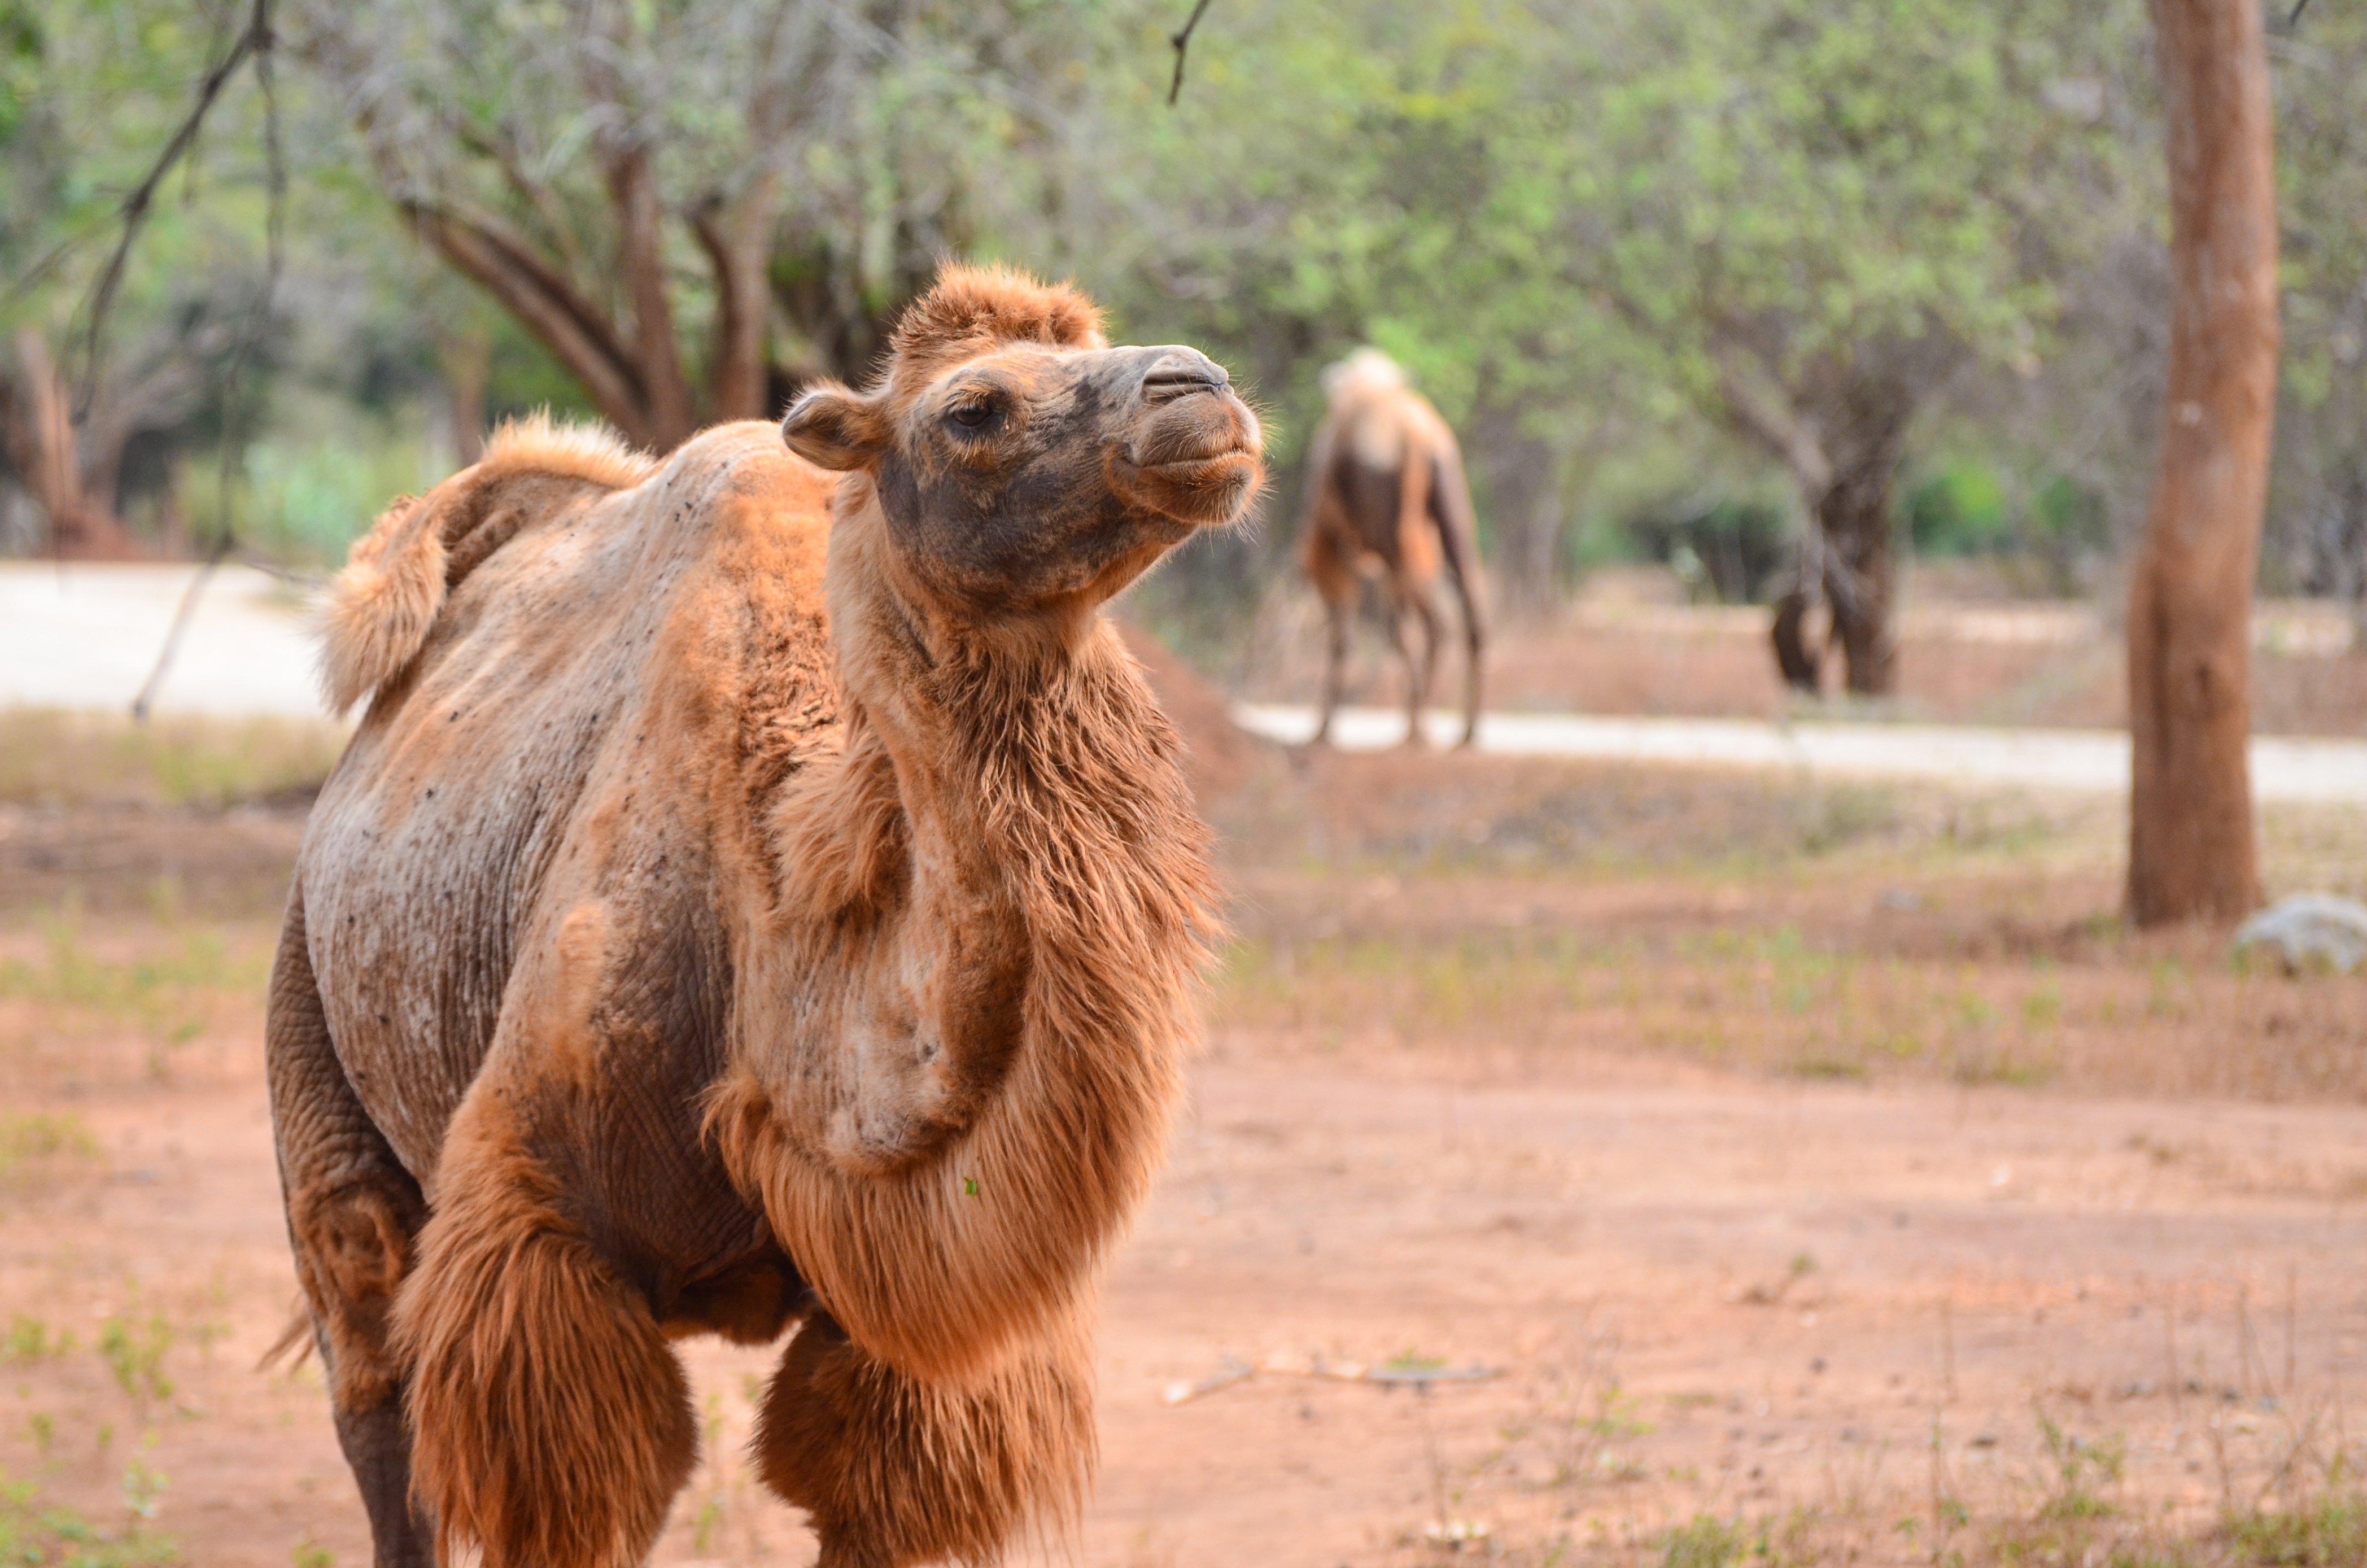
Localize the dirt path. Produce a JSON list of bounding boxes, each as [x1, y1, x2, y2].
[[0, 565, 322, 719], [1234, 702, 2367, 805], [7, 1033, 2362, 1566]]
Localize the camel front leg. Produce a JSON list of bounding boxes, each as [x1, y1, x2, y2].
[[1312, 590, 1351, 746], [267, 892, 435, 1568], [1405, 586, 1443, 748], [394, 1100, 696, 1568], [755, 1309, 1093, 1568], [1386, 589, 1433, 749]]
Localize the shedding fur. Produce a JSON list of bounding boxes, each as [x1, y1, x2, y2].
[[757, 1308, 1094, 1568], [394, 1109, 696, 1568], [270, 265, 1263, 1568]]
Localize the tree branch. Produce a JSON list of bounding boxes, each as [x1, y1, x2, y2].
[[692, 193, 779, 421], [402, 200, 654, 444], [1706, 342, 1834, 501], [452, 120, 594, 285], [581, 7, 693, 448], [1167, 0, 1214, 107], [74, 0, 271, 418]]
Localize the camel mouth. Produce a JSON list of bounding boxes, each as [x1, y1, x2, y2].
[[1124, 448, 1264, 527], [1139, 447, 1257, 478]]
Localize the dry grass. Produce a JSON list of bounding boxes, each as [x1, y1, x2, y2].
[[1202, 745, 2367, 1105], [0, 709, 344, 812], [1387, 1331, 2367, 1568], [0, 913, 274, 1095], [1211, 920, 2367, 1102]]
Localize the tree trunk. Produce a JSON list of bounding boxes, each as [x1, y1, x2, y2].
[[435, 326, 491, 466], [0, 329, 142, 560], [1814, 443, 1903, 696], [1478, 430, 1563, 622], [2125, 0, 2278, 926]]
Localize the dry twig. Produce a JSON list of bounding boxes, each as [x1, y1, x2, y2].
[[1166, 0, 1214, 107]]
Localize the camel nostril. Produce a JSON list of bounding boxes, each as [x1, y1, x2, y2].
[[1140, 353, 1229, 402]]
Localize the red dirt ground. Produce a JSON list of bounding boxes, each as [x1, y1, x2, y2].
[[3, 655, 2363, 1564]]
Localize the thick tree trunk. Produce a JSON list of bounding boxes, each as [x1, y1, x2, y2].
[[691, 181, 783, 422], [0, 329, 142, 560], [2125, 0, 2278, 926], [1815, 448, 1902, 696]]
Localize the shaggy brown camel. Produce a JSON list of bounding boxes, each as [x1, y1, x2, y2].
[[269, 265, 1263, 1568], [1299, 349, 1485, 748]]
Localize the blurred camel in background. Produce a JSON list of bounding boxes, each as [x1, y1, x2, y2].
[[1299, 350, 1486, 748]]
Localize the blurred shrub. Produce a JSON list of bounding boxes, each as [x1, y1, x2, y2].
[[182, 426, 447, 570], [1617, 498, 1791, 604], [1905, 462, 2011, 557]]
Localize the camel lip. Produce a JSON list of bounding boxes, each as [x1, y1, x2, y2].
[[1126, 445, 1263, 476]]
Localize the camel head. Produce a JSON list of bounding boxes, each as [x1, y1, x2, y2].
[[780, 264, 1264, 630]]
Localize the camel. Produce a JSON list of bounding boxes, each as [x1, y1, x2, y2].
[[267, 264, 1264, 1568], [1298, 349, 1485, 748]]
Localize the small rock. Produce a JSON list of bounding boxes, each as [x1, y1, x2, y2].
[[1877, 886, 1924, 912], [2234, 894, 2367, 975]]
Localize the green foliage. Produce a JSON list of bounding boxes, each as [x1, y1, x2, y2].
[[0, 1, 41, 146], [1907, 462, 2011, 557], [2227, 1490, 2367, 1567], [1623, 497, 1792, 603], [96, 1317, 173, 1409], [180, 427, 445, 568], [0, 1469, 178, 1567], [5, 1315, 73, 1362]]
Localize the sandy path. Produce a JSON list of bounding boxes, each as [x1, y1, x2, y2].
[[0, 564, 324, 719], [13, 562, 2367, 804], [1233, 702, 2367, 805], [7, 1040, 2362, 1565]]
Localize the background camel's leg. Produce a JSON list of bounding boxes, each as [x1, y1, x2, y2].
[[1313, 590, 1351, 745], [1460, 616, 1485, 749], [265, 892, 435, 1568], [756, 1311, 1094, 1568], [1408, 584, 1443, 748], [394, 1107, 696, 1568], [1384, 591, 1427, 748], [1422, 440, 1487, 748]]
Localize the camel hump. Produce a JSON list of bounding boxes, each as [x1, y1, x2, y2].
[[317, 415, 655, 717]]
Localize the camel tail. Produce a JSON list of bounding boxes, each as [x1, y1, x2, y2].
[[318, 492, 446, 717], [1427, 443, 1487, 739], [317, 414, 653, 717]]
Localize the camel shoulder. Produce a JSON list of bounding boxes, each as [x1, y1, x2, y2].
[[662, 421, 840, 516]]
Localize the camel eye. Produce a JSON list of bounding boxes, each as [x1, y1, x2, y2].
[[948, 399, 996, 430]]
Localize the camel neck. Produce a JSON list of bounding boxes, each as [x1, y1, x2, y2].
[[717, 483, 1215, 1388]]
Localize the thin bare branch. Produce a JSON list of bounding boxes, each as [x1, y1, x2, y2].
[[1167, 0, 1214, 107], [74, 0, 272, 418]]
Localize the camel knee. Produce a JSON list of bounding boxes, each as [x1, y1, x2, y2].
[[394, 1197, 694, 1568], [757, 1312, 1092, 1568], [288, 1181, 421, 1417]]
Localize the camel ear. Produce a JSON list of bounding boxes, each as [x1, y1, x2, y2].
[[781, 387, 889, 471]]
